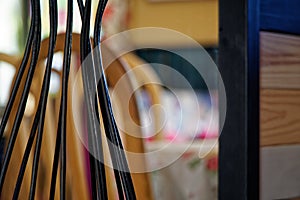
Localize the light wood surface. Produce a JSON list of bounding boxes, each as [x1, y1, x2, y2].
[[260, 31, 300, 147], [260, 32, 300, 89], [260, 89, 300, 146]]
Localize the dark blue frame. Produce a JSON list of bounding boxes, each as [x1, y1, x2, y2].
[[261, 0, 300, 35]]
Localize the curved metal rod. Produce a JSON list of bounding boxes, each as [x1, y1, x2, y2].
[[48, 0, 73, 199], [92, 1, 125, 199], [0, 0, 41, 194], [59, 0, 73, 198], [0, 0, 138, 198], [0, 0, 34, 140], [79, 1, 108, 199], [27, 0, 44, 198], [12, 0, 58, 198], [94, 0, 136, 199], [77, 0, 136, 199]]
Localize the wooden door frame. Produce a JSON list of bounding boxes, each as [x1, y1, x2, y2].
[[218, 0, 260, 199]]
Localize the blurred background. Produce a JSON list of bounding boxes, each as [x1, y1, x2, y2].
[[4, 1, 300, 200], [0, 0, 219, 199]]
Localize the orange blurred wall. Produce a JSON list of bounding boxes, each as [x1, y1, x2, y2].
[[128, 0, 218, 47]]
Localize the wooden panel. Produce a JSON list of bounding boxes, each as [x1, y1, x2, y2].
[[260, 89, 300, 146], [260, 32, 300, 89], [260, 32, 300, 88], [261, 145, 300, 199]]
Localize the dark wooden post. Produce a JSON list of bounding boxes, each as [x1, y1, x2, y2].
[[218, 0, 260, 199]]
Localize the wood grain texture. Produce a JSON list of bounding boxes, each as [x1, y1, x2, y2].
[[260, 32, 300, 89], [260, 89, 300, 146]]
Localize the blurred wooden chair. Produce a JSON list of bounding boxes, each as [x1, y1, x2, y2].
[[120, 53, 163, 140], [1, 32, 157, 199], [44, 33, 154, 200], [0, 52, 36, 199]]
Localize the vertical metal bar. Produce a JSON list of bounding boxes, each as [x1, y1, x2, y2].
[[218, 0, 260, 199], [59, 0, 73, 198], [247, 0, 260, 199]]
